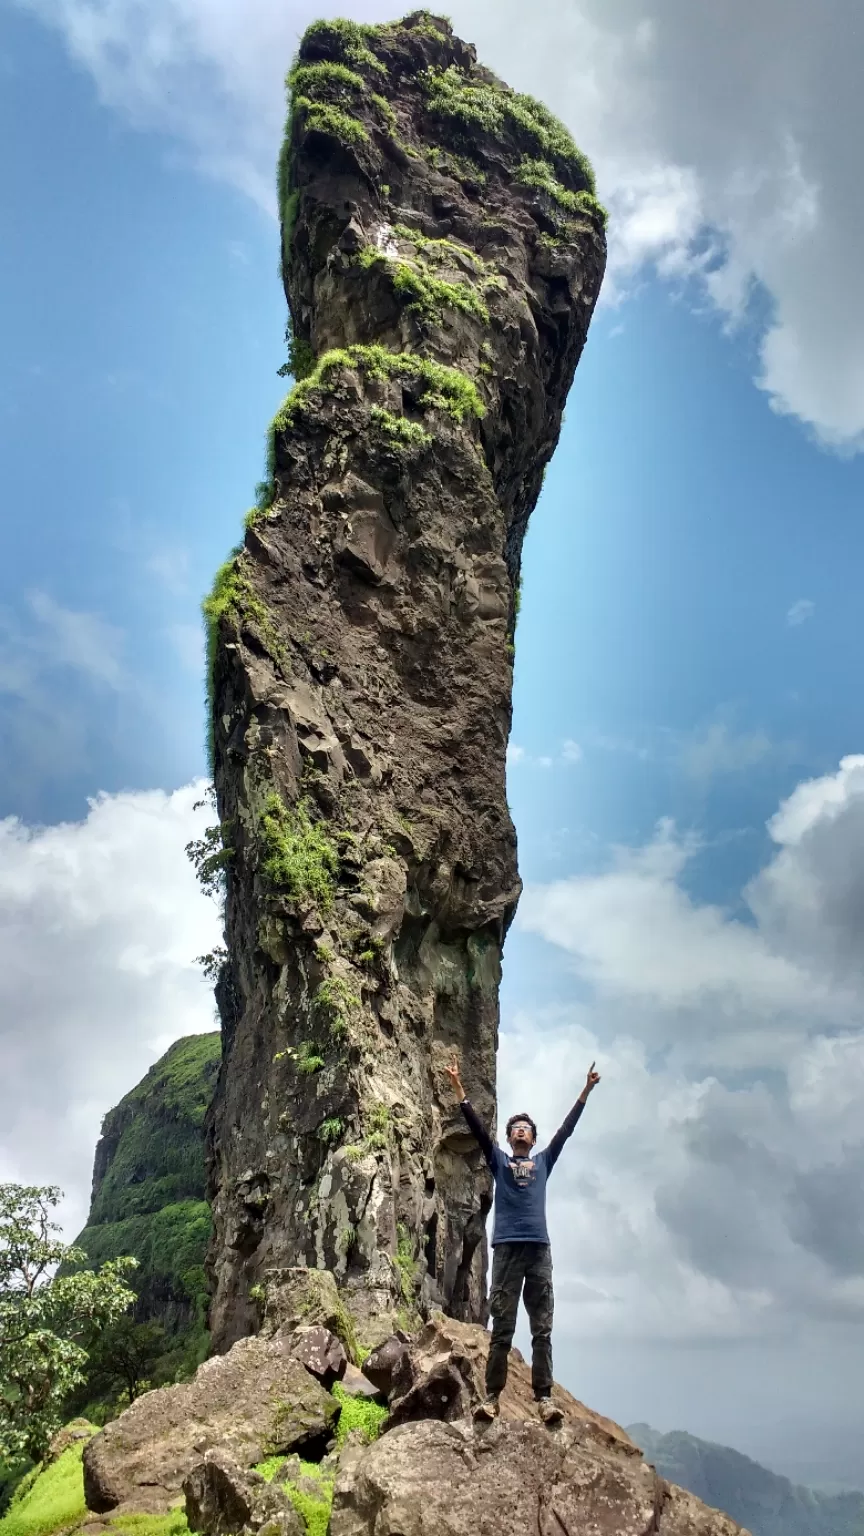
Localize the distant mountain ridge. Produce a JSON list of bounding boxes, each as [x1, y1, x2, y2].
[[629, 1423, 864, 1536], [72, 1031, 221, 1380]]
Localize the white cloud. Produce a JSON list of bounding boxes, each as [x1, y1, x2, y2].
[[508, 756, 864, 1360], [678, 718, 774, 781], [14, 0, 864, 448], [0, 590, 126, 695], [506, 743, 525, 766], [0, 782, 222, 1239], [787, 597, 815, 626], [562, 739, 583, 764]]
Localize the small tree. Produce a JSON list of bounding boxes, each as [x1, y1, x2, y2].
[[77, 1316, 168, 1409], [0, 1184, 136, 1460]]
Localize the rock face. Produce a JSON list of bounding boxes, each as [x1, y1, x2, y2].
[[184, 1452, 303, 1536], [330, 1419, 748, 1536], [71, 1033, 220, 1370], [82, 1333, 337, 1513], [204, 9, 606, 1350]]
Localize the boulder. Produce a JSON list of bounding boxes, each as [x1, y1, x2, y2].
[[339, 1364, 384, 1402], [184, 1450, 302, 1536], [330, 1418, 750, 1536], [260, 1267, 357, 1357], [287, 1325, 347, 1387], [83, 1332, 338, 1513], [366, 1312, 636, 1450]]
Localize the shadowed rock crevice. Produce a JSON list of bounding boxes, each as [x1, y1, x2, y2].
[[203, 9, 605, 1351]]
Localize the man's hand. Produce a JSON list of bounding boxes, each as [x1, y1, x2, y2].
[[444, 1053, 466, 1102], [578, 1061, 601, 1103]]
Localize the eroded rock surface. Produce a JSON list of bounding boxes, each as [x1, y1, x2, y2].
[[82, 1334, 336, 1512], [204, 8, 606, 1351], [330, 1419, 750, 1536], [184, 1452, 303, 1536]]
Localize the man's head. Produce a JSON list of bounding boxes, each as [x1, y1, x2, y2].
[[505, 1112, 537, 1155]]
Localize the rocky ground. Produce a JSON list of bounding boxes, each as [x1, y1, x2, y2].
[[50, 1270, 751, 1536]]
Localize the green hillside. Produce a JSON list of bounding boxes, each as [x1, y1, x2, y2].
[[71, 1033, 221, 1396], [631, 1424, 864, 1536]]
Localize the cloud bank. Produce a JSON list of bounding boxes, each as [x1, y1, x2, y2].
[[0, 781, 222, 1239]]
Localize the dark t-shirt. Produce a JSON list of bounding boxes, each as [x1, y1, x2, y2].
[[460, 1098, 585, 1245]]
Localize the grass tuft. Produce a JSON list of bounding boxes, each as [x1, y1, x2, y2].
[[331, 1381, 388, 1446], [260, 793, 338, 912], [421, 65, 596, 187]]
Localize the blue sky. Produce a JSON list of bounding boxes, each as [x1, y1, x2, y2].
[[4, 0, 864, 1489]]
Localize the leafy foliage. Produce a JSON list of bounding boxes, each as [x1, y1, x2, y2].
[[273, 344, 485, 434], [0, 1186, 135, 1460], [313, 976, 360, 1041], [185, 821, 234, 903], [74, 1318, 167, 1407], [260, 794, 339, 911], [369, 407, 432, 449]]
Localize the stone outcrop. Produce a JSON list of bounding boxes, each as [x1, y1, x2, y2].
[[78, 1312, 749, 1536], [330, 1419, 749, 1536], [82, 1333, 337, 1513], [184, 1452, 303, 1536], [363, 1313, 636, 1448], [204, 8, 606, 1349]]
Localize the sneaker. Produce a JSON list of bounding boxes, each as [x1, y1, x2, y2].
[[537, 1396, 563, 1425], [473, 1395, 500, 1422]]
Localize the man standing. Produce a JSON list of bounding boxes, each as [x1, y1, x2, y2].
[[445, 1054, 601, 1423]]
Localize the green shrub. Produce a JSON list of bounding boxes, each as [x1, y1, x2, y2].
[[260, 794, 338, 911]]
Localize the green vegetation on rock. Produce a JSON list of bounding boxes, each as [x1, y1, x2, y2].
[[301, 18, 386, 76], [331, 1381, 388, 1447], [260, 793, 339, 911], [369, 406, 432, 449], [203, 556, 287, 767], [421, 64, 596, 187], [395, 1223, 417, 1304], [313, 975, 360, 1041], [67, 1036, 220, 1415], [358, 244, 490, 323], [293, 98, 369, 147], [272, 343, 485, 434], [516, 157, 607, 228], [110, 1516, 188, 1536]]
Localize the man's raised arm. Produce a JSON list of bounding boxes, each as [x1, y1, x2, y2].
[[444, 1053, 496, 1169], [545, 1062, 601, 1172]]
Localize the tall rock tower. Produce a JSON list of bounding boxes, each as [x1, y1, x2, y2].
[[205, 10, 605, 1351]]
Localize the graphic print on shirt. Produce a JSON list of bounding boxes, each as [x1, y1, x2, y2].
[[508, 1157, 536, 1188]]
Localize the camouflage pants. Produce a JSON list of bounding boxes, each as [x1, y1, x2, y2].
[[486, 1241, 554, 1399]]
